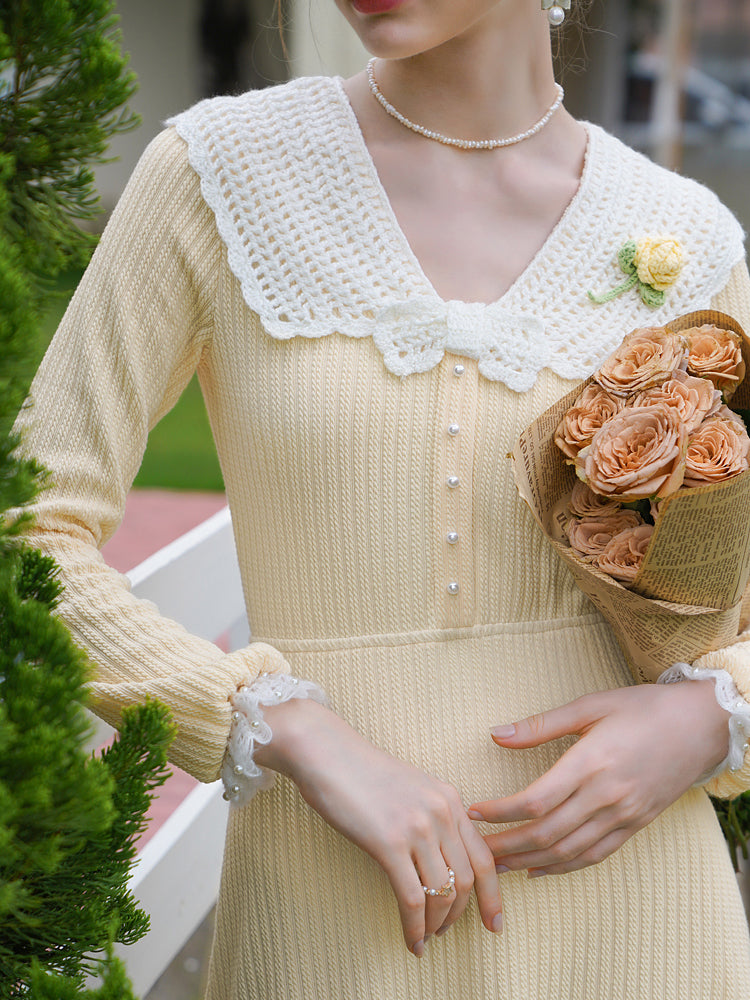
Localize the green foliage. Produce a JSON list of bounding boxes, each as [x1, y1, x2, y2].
[[0, 541, 176, 996], [712, 794, 750, 873], [29, 946, 137, 999], [133, 374, 225, 492], [0, 3, 177, 997], [0, 0, 139, 301]]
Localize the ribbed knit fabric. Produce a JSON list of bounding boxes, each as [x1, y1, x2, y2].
[[13, 78, 750, 997]]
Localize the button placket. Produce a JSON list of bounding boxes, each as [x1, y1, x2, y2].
[[437, 356, 476, 626]]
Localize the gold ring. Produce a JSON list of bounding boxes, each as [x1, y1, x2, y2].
[[421, 868, 456, 897]]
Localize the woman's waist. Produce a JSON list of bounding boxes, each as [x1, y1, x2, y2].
[[253, 615, 631, 801], [251, 611, 605, 655], [250, 614, 633, 727]]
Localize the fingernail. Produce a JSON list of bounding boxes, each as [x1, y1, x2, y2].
[[491, 912, 503, 933], [413, 939, 424, 958], [492, 724, 516, 739], [495, 863, 510, 873], [467, 809, 483, 820], [527, 869, 547, 879], [436, 926, 450, 938]]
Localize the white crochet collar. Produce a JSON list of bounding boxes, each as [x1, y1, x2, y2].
[[168, 76, 745, 392]]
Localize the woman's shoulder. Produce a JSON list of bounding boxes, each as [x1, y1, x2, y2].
[[166, 76, 343, 140], [584, 121, 744, 247]]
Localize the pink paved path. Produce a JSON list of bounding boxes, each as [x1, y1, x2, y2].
[[101, 489, 227, 848]]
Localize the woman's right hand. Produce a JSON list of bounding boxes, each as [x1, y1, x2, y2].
[[254, 697, 503, 955]]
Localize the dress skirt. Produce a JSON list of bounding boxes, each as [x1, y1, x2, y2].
[[204, 613, 750, 1000]]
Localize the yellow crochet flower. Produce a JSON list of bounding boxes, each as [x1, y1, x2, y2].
[[589, 235, 686, 308], [633, 236, 685, 292]]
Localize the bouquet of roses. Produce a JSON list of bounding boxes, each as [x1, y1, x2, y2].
[[512, 310, 750, 682]]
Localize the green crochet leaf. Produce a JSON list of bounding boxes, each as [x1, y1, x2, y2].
[[617, 240, 637, 275], [639, 283, 665, 309]]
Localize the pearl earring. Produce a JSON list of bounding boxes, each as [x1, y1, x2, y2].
[[542, 0, 571, 27]]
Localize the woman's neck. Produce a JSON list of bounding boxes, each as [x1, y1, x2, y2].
[[363, 8, 558, 143]]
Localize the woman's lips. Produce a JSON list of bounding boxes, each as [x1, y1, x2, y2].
[[351, 0, 405, 13]]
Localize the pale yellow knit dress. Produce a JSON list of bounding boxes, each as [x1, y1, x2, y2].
[[15, 78, 750, 998]]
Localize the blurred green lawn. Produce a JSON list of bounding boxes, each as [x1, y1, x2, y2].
[[41, 270, 224, 492]]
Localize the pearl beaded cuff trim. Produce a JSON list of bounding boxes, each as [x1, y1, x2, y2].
[[658, 662, 750, 783], [222, 672, 328, 806]]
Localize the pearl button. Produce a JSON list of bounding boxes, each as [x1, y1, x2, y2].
[[446, 531, 459, 544], [448, 423, 460, 436], [231, 711, 242, 722], [447, 475, 460, 488], [453, 363, 465, 376], [447, 581, 460, 595]]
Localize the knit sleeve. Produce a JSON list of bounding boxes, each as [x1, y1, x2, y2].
[[12, 128, 291, 783], [690, 259, 750, 799]]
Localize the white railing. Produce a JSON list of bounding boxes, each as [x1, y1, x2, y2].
[[88, 507, 247, 996]]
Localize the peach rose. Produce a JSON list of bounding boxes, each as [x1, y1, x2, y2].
[[683, 417, 750, 487], [594, 327, 687, 397], [629, 369, 721, 434], [709, 405, 748, 428], [597, 524, 655, 583], [685, 325, 745, 398], [633, 236, 684, 292], [568, 481, 624, 518], [554, 384, 623, 460], [576, 403, 687, 501], [566, 510, 643, 562]]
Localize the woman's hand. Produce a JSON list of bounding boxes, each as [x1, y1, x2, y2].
[[468, 680, 730, 877], [255, 698, 502, 954]]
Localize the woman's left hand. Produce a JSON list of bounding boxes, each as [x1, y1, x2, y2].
[[468, 680, 731, 877]]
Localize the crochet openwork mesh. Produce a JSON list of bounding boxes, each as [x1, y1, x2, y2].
[[168, 76, 745, 391]]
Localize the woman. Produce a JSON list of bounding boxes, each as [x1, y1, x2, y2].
[[16, 0, 750, 996]]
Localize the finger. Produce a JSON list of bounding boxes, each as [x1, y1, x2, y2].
[[457, 817, 503, 934], [525, 828, 631, 877], [489, 693, 606, 750], [469, 764, 578, 824], [492, 811, 624, 872], [431, 840, 474, 936], [469, 733, 610, 824], [382, 855, 429, 955], [414, 850, 459, 938], [483, 785, 604, 858]]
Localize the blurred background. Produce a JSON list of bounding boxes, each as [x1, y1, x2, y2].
[[95, 0, 750, 232]]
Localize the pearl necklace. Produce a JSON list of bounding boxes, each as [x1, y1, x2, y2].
[[366, 59, 564, 151]]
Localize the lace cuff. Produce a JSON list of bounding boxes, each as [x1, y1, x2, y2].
[[658, 662, 750, 783], [221, 672, 329, 806]]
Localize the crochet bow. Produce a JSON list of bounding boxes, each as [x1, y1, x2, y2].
[[373, 298, 548, 391]]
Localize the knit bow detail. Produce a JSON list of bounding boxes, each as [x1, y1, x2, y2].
[[372, 298, 548, 390]]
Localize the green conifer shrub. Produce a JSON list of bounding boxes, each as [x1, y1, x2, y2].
[[0, 2, 178, 995], [0, 0, 139, 295]]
